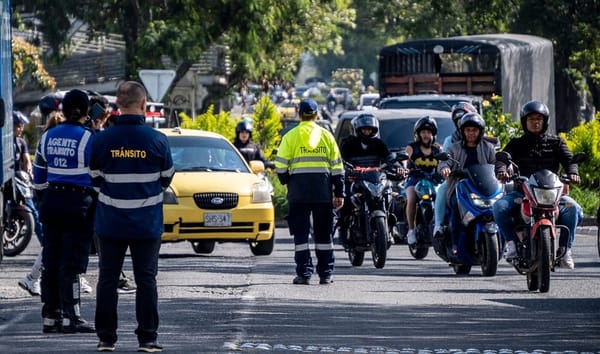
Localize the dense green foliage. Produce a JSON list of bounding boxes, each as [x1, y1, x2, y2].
[[247, 96, 282, 160], [561, 116, 600, 189], [481, 95, 521, 148], [178, 105, 236, 141]]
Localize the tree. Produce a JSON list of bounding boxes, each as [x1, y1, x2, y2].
[[12, 36, 56, 92]]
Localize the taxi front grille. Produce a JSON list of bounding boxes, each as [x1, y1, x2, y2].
[[193, 192, 238, 209]]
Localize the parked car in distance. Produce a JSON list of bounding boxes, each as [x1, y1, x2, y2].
[[334, 109, 454, 151], [280, 118, 334, 137], [276, 99, 298, 119], [160, 128, 275, 256], [377, 94, 482, 114], [358, 93, 380, 110]]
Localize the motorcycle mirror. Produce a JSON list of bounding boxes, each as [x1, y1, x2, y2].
[[495, 151, 512, 164], [571, 152, 587, 164], [396, 152, 409, 162], [434, 152, 450, 161]]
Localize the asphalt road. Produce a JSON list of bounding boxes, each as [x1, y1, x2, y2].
[[0, 225, 598, 353]]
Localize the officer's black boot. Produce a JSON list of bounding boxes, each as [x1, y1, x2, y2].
[[61, 277, 95, 333], [42, 306, 62, 334]]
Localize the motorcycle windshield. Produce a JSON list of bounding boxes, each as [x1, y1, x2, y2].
[[465, 164, 501, 197]]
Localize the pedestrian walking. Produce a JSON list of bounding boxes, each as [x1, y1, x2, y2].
[[274, 98, 344, 285], [33, 89, 96, 333], [90, 81, 174, 352]]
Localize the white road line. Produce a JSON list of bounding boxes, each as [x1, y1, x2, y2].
[[0, 312, 26, 334]]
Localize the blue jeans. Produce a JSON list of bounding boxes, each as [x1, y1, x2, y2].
[[288, 202, 335, 279], [493, 191, 582, 248], [95, 237, 161, 344], [434, 181, 448, 226], [25, 198, 43, 243]]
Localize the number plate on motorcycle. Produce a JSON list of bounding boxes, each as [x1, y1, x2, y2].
[[204, 213, 232, 227]]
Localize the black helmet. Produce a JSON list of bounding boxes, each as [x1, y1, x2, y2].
[[451, 102, 477, 129], [352, 113, 379, 141], [520, 100, 549, 134], [12, 111, 29, 125], [459, 112, 485, 142], [413, 116, 438, 142], [235, 120, 253, 136], [38, 92, 63, 118]]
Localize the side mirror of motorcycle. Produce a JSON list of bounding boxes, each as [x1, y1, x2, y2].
[[434, 152, 450, 161], [495, 151, 512, 164], [571, 152, 587, 164], [396, 152, 409, 162]]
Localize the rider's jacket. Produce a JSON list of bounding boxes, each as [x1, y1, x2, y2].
[[407, 141, 441, 174], [340, 136, 392, 168], [233, 140, 270, 167], [496, 133, 578, 176], [275, 120, 344, 203]]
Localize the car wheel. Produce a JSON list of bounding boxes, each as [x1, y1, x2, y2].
[[249, 231, 275, 256], [191, 240, 215, 254]]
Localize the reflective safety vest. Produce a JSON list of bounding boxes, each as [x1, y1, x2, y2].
[[275, 120, 344, 203]]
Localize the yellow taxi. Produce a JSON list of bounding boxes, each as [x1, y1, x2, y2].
[[159, 128, 275, 255]]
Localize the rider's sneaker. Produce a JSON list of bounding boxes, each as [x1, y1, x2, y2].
[[561, 248, 575, 270], [80, 275, 93, 294], [407, 229, 417, 245], [504, 240, 517, 260], [433, 225, 444, 239], [18, 273, 41, 296]]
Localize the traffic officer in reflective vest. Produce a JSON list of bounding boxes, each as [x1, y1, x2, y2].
[[275, 98, 344, 285], [33, 89, 96, 333]]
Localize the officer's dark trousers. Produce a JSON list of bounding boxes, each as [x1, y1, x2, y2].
[[288, 202, 335, 279], [95, 237, 161, 344]]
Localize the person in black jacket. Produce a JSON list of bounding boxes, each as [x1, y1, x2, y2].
[[233, 119, 274, 169], [493, 100, 582, 269], [337, 113, 397, 247]]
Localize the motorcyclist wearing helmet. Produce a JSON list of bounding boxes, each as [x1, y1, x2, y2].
[[233, 118, 275, 169], [337, 113, 398, 247], [437, 113, 497, 254], [404, 116, 442, 245], [492, 100, 581, 268]]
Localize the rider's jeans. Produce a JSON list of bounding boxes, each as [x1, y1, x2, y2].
[[434, 181, 448, 226], [493, 191, 582, 249], [25, 198, 43, 243]]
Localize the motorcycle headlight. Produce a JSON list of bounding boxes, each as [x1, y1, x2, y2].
[[469, 192, 503, 209], [532, 187, 561, 206], [252, 180, 272, 203], [163, 186, 178, 204]]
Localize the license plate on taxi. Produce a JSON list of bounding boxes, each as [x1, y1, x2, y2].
[[204, 212, 232, 227]]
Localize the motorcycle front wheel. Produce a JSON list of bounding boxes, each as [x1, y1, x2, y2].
[[371, 216, 388, 268], [480, 232, 499, 276], [409, 222, 430, 260], [537, 226, 552, 293], [348, 248, 365, 266], [3, 209, 34, 257]]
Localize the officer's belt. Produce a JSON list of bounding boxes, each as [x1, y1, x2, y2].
[[48, 182, 94, 195]]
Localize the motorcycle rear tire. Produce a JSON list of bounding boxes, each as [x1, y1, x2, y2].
[[409, 223, 430, 260], [3, 209, 34, 257], [452, 264, 472, 275], [480, 232, 499, 277], [538, 226, 552, 293], [371, 216, 388, 269]]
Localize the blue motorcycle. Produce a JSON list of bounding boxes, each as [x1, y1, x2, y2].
[[433, 154, 503, 275]]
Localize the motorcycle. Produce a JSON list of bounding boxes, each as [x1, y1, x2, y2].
[[342, 161, 399, 268], [496, 151, 585, 293], [433, 153, 503, 275], [3, 170, 35, 257], [404, 168, 444, 260]]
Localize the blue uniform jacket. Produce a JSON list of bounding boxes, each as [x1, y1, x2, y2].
[[89, 115, 174, 240]]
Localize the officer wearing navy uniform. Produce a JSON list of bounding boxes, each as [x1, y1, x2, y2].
[[33, 89, 96, 333], [275, 98, 344, 285]]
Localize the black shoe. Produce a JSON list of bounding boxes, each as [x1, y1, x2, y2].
[[97, 341, 116, 352], [61, 317, 96, 333], [42, 317, 62, 333], [319, 276, 333, 285], [138, 341, 163, 352], [292, 276, 310, 285], [117, 276, 136, 294]]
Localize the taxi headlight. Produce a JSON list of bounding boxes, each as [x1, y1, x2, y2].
[[252, 181, 272, 203], [163, 186, 178, 204]]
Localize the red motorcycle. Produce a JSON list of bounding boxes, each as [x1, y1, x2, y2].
[[497, 152, 585, 293]]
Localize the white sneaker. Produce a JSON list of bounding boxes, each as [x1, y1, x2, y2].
[[561, 248, 575, 270], [504, 240, 517, 259], [407, 229, 417, 245], [80, 276, 93, 294], [18, 274, 41, 296]]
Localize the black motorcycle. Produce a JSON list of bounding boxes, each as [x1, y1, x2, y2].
[[343, 162, 398, 269], [3, 171, 35, 257]]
